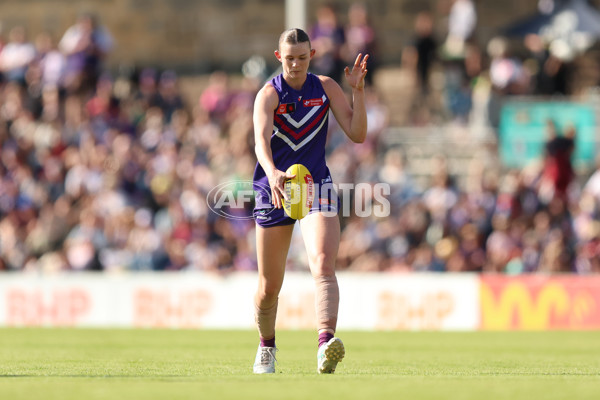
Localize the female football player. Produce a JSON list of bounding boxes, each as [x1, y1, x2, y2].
[[252, 28, 368, 374]]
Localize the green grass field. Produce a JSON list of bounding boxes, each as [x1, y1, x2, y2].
[[0, 329, 599, 400]]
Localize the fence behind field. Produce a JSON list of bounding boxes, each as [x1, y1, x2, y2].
[[2, 272, 599, 331]]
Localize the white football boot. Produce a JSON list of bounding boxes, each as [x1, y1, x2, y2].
[[317, 337, 345, 374], [253, 345, 277, 374]]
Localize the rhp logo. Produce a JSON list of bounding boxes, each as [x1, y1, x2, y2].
[[207, 180, 272, 220]]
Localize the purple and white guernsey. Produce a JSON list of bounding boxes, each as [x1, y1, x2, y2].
[[253, 73, 337, 226]]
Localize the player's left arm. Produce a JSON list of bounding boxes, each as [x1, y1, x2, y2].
[[320, 53, 369, 143]]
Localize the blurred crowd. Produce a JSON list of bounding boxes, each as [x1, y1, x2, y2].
[[0, 13, 260, 273], [335, 127, 600, 274], [0, 1, 599, 274], [306, 0, 600, 274]]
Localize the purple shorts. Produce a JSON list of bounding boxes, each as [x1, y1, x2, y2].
[[253, 180, 339, 228]]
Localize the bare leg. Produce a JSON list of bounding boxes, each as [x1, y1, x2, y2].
[[255, 223, 294, 341], [299, 212, 341, 335]]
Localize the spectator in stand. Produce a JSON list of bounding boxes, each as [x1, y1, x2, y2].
[[21, 32, 66, 121], [487, 37, 530, 96], [538, 227, 573, 272], [422, 155, 458, 224], [33, 31, 66, 89], [523, 33, 569, 96], [134, 68, 159, 109], [342, 3, 376, 85], [59, 13, 113, 94], [485, 36, 529, 127], [199, 70, 232, 125], [151, 70, 184, 124], [443, 0, 476, 59], [86, 73, 119, 126], [582, 155, 600, 205], [537, 120, 576, 205], [378, 147, 418, 208], [0, 26, 36, 86], [403, 11, 437, 95], [126, 207, 162, 270], [484, 214, 517, 272], [309, 3, 346, 82]]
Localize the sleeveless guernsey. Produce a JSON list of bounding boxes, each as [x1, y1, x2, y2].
[[253, 73, 337, 226]]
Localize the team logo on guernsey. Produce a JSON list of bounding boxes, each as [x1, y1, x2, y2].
[[276, 103, 296, 114], [303, 98, 324, 107]]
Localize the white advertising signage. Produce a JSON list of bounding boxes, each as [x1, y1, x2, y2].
[[0, 272, 479, 331]]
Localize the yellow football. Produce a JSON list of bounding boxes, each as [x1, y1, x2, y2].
[[282, 164, 314, 220]]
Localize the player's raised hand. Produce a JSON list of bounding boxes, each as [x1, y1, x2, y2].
[[344, 53, 369, 90]]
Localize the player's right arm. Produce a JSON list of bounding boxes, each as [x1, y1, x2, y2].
[[253, 84, 292, 209]]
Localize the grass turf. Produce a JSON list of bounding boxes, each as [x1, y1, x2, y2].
[[0, 329, 599, 400]]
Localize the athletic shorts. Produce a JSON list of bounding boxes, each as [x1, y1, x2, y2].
[[253, 177, 339, 228]]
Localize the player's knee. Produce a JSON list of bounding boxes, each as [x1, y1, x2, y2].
[[310, 252, 336, 276], [256, 284, 280, 304]]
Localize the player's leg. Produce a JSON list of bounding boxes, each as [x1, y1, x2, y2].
[[299, 212, 345, 373], [253, 223, 294, 374]]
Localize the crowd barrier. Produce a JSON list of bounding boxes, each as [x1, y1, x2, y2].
[[1, 273, 599, 330]]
